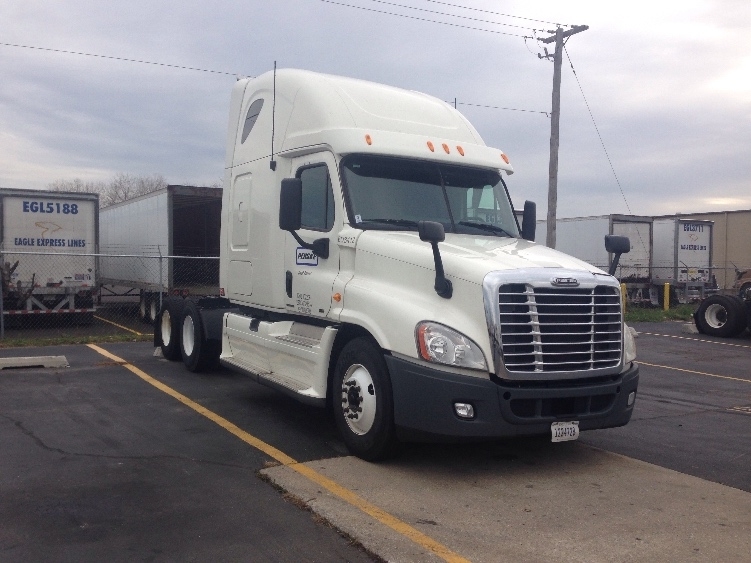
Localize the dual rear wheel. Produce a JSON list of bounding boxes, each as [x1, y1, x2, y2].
[[158, 297, 219, 371]]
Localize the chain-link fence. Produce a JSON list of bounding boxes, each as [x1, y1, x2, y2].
[[1, 250, 748, 338], [1, 251, 218, 339]]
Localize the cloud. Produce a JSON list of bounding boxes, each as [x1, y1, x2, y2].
[[0, 0, 748, 219]]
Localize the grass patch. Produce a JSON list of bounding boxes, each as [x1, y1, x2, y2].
[[0, 332, 152, 349], [625, 303, 696, 323]]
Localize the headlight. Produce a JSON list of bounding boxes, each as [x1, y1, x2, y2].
[[624, 323, 637, 364], [415, 321, 487, 371]]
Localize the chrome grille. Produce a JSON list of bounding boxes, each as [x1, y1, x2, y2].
[[498, 284, 622, 373]]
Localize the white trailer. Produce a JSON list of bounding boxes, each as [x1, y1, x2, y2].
[[652, 217, 714, 303], [99, 185, 222, 323], [536, 214, 653, 290], [0, 188, 98, 321]]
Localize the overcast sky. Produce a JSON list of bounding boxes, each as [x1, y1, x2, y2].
[[1, 0, 749, 218]]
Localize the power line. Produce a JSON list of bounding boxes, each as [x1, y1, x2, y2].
[[365, 0, 544, 31], [426, 0, 573, 28], [1, 40, 547, 116], [455, 101, 549, 117], [563, 45, 633, 215], [320, 0, 533, 38], [0, 41, 246, 77]]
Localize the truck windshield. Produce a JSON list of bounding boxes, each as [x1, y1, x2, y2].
[[341, 155, 520, 237]]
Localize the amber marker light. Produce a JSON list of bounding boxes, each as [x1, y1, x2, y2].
[[501, 153, 510, 164], [416, 324, 431, 361], [333, 293, 342, 303], [365, 134, 372, 145], [427, 141, 435, 152], [442, 143, 450, 154], [456, 146, 465, 156]]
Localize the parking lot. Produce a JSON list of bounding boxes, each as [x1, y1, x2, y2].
[[1, 321, 749, 562]]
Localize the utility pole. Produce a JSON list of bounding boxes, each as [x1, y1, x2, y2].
[[540, 24, 588, 248]]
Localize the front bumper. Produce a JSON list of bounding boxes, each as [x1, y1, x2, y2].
[[386, 356, 639, 441]]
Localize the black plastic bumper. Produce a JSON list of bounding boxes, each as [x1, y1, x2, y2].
[[385, 356, 639, 441]]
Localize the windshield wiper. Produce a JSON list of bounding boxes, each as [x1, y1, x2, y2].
[[457, 220, 514, 237], [358, 218, 420, 230]]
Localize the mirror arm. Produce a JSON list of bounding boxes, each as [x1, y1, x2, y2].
[[289, 231, 329, 259], [429, 242, 453, 299], [608, 253, 622, 276]]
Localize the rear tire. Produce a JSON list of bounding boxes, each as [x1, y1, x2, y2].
[[139, 292, 149, 323], [180, 299, 219, 372], [694, 295, 746, 337], [740, 283, 751, 303], [148, 295, 160, 324], [159, 298, 183, 361], [333, 338, 398, 461]]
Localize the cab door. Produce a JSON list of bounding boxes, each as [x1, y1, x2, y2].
[[284, 153, 341, 318]]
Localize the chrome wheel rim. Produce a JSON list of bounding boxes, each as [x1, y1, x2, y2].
[[182, 315, 195, 356], [341, 364, 377, 435], [161, 310, 172, 346]]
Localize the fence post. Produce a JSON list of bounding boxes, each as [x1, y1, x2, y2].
[[158, 251, 164, 315], [1, 281, 4, 339], [663, 283, 670, 311]]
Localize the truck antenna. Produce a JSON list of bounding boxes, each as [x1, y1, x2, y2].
[[270, 61, 277, 171]]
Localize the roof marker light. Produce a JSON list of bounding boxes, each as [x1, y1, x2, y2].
[[333, 293, 342, 303], [365, 134, 372, 145], [501, 153, 510, 164], [442, 143, 450, 154], [427, 141, 435, 152], [456, 146, 465, 156]]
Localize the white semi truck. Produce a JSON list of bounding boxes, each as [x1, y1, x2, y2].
[[156, 69, 639, 460]]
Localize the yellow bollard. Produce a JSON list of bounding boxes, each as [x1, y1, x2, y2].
[[620, 283, 627, 314], [663, 283, 670, 311]]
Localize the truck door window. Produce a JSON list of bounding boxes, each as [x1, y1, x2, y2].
[[299, 165, 335, 231]]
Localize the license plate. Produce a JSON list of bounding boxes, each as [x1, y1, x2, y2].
[[551, 421, 579, 442]]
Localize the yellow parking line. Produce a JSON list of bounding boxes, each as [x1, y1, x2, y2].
[[87, 344, 470, 563], [640, 361, 751, 384], [93, 315, 144, 336]]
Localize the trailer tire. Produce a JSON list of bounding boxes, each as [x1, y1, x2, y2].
[[333, 338, 398, 461], [148, 295, 160, 324], [740, 283, 751, 303], [139, 292, 149, 323], [694, 295, 745, 337], [180, 300, 219, 372], [159, 298, 183, 361]]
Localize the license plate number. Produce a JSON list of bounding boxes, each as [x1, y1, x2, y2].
[[551, 421, 579, 442]]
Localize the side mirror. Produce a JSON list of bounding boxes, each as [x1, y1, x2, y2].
[[521, 200, 536, 241], [279, 178, 302, 232], [278, 177, 329, 259], [605, 235, 631, 276], [418, 220, 445, 243], [418, 221, 452, 299]]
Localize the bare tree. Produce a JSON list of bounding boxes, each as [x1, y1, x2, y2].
[[48, 173, 168, 207]]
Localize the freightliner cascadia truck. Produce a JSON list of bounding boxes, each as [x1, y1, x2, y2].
[[155, 69, 639, 460]]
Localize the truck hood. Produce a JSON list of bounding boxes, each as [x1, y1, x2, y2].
[[355, 230, 607, 283]]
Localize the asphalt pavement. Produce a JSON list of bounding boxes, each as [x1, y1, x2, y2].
[[1, 321, 749, 562]]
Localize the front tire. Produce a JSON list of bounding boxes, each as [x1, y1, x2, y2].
[[333, 338, 398, 461], [180, 300, 219, 372], [695, 295, 746, 337]]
